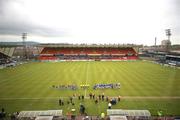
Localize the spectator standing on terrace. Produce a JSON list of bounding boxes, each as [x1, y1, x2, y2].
[[0, 108, 6, 118]]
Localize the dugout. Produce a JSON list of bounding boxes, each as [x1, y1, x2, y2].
[[107, 109, 151, 120], [18, 110, 63, 120]]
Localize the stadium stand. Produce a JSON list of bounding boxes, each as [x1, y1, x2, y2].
[[0, 52, 10, 65], [165, 55, 180, 66], [0, 47, 15, 57], [39, 47, 138, 61]]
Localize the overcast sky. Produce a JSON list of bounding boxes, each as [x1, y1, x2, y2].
[[0, 0, 179, 45]]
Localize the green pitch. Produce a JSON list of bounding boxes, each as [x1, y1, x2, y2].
[[0, 61, 180, 115]]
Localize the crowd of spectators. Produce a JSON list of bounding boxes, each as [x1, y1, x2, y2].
[[0, 107, 20, 120], [0, 108, 6, 119]]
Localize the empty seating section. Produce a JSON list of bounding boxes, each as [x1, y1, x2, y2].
[[0, 47, 15, 57], [39, 47, 138, 60]]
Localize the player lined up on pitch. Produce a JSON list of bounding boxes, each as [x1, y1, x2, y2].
[[51, 83, 120, 90]]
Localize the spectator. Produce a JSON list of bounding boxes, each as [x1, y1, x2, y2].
[[10, 114, 16, 120]]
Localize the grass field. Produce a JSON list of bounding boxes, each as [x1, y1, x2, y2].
[[0, 61, 180, 115]]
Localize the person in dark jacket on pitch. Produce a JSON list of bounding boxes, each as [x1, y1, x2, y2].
[[98, 94, 101, 100], [69, 96, 73, 103], [82, 95, 84, 100], [78, 94, 81, 100], [89, 93, 92, 99], [102, 93, 105, 101], [92, 94, 95, 99], [59, 99, 62, 106]]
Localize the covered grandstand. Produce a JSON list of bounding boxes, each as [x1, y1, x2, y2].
[[0, 52, 10, 65], [0, 47, 15, 57], [39, 45, 138, 61], [165, 55, 180, 66]]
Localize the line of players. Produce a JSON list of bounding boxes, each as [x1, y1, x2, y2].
[[52, 83, 120, 90]]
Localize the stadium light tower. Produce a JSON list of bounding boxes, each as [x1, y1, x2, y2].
[[155, 37, 157, 46], [165, 29, 171, 41], [165, 29, 172, 52], [22, 33, 27, 59]]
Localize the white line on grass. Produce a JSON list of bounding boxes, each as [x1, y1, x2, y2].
[[84, 62, 90, 97], [1, 96, 180, 100]]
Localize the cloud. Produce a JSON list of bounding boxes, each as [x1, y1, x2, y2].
[[0, 0, 66, 37], [0, 20, 65, 37], [0, 0, 179, 44]]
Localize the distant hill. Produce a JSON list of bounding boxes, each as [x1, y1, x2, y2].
[[0, 41, 39, 46]]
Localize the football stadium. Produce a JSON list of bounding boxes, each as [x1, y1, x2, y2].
[[0, 43, 180, 120], [1, 0, 180, 120]]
